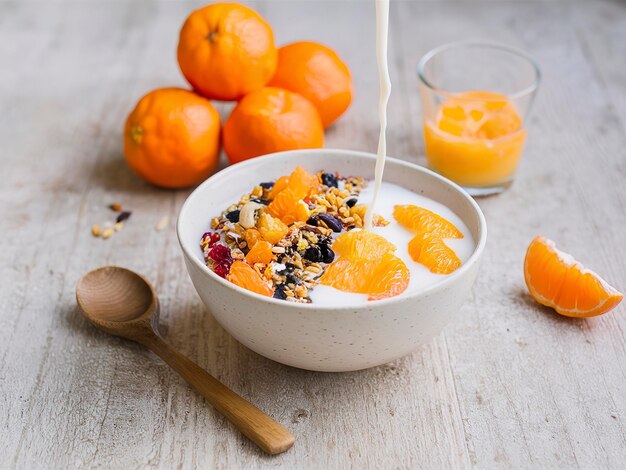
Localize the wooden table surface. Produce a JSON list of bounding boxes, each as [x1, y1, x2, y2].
[[2, 0, 625, 468]]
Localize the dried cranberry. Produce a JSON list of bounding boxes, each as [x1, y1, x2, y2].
[[208, 244, 232, 263], [321, 172, 338, 188], [202, 232, 221, 247], [213, 259, 232, 278]]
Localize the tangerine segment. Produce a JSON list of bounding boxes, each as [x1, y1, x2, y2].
[[246, 240, 274, 265], [320, 231, 409, 300], [257, 212, 288, 244], [267, 167, 319, 223], [524, 236, 623, 318], [227, 261, 274, 297], [393, 205, 463, 239], [321, 254, 409, 301], [267, 175, 289, 199], [408, 233, 462, 274], [332, 230, 395, 261]]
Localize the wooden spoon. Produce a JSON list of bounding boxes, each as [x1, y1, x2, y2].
[[76, 266, 295, 455]]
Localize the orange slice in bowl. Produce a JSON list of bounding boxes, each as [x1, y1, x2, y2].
[[267, 166, 319, 223], [227, 261, 274, 297], [408, 232, 462, 274], [524, 236, 623, 318], [393, 205, 463, 239], [320, 231, 409, 300]]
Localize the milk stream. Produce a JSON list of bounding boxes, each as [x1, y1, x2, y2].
[[364, 0, 391, 230]]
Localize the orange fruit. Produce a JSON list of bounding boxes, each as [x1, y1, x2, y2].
[[267, 166, 319, 223], [393, 205, 463, 239], [524, 236, 623, 318], [124, 88, 221, 188], [320, 231, 409, 300], [223, 87, 324, 164], [408, 233, 462, 274], [245, 240, 274, 265], [269, 41, 353, 127], [177, 3, 277, 101], [227, 261, 274, 297], [257, 212, 288, 244]]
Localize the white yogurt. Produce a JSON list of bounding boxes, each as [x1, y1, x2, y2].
[[308, 181, 476, 305]]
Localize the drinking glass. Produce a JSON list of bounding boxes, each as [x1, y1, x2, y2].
[[418, 42, 540, 196]]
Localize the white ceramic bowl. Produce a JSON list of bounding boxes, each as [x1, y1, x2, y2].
[[177, 149, 486, 372]]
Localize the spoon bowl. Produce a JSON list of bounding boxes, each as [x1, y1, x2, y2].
[[76, 266, 295, 455]]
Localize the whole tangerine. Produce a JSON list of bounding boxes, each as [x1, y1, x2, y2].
[[223, 87, 324, 164], [177, 3, 277, 101], [124, 88, 221, 188], [269, 41, 353, 127]]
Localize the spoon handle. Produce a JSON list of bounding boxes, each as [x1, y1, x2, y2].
[[144, 334, 295, 455]]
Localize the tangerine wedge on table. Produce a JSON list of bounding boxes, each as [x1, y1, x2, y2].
[[177, 3, 277, 101], [227, 261, 274, 297], [320, 231, 409, 300], [393, 205, 463, 239], [524, 236, 623, 318]]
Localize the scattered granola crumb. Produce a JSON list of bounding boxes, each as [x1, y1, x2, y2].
[[101, 227, 114, 239], [155, 215, 169, 231], [91, 225, 101, 237], [114, 222, 124, 232], [109, 203, 123, 212]]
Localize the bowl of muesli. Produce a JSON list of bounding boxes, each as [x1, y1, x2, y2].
[[177, 149, 486, 372]]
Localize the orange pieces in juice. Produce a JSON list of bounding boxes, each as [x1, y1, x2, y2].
[[320, 231, 409, 300], [393, 204, 463, 274], [393, 205, 463, 239], [424, 90, 527, 187], [267, 166, 319, 224], [524, 236, 623, 318], [227, 261, 274, 297]]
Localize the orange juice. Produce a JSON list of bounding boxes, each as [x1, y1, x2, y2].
[[423, 91, 527, 187]]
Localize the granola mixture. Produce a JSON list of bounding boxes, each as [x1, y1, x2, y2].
[[200, 168, 389, 303]]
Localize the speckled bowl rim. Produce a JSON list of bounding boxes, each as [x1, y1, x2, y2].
[[177, 149, 487, 311]]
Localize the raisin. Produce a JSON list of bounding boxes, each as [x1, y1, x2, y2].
[[273, 285, 287, 300], [225, 210, 240, 222], [306, 215, 318, 226], [304, 246, 322, 262], [116, 211, 132, 223], [318, 213, 343, 232], [286, 273, 301, 285], [320, 244, 335, 263], [250, 197, 270, 205], [345, 197, 358, 208], [259, 181, 274, 189], [321, 172, 338, 188]]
